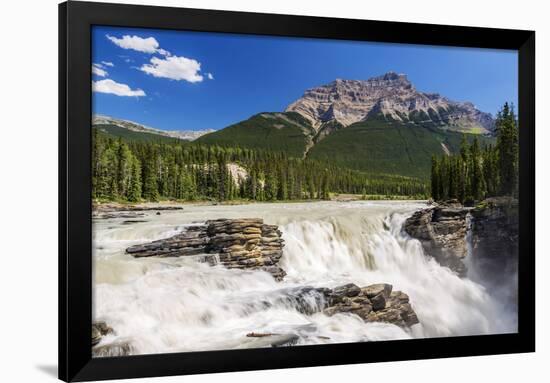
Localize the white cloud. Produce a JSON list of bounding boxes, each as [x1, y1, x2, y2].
[[92, 79, 145, 97], [101, 61, 114, 67], [206, 72, 214, 80], [140, 55, 203, 83], [92, 64, 108, 77], [107, 35, 160, 54], [156, 48, 171, 56]]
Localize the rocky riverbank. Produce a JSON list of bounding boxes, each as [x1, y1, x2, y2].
[[404, 197, 518, 279]]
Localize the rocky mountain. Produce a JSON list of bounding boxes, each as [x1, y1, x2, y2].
[[92, 115, 214, 141], [285, 72, 495, 135]]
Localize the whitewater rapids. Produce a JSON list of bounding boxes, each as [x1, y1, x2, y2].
[[92, 201, 517, 355]]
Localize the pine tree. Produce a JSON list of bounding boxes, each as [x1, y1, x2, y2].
[[127, 156, 142, 202], [431, 155, 440, 201], [496, 102, 519, 196], [142, 149, 159, 201], [264, 170, 277, 201]]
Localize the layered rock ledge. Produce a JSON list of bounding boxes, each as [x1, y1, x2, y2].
[[126, 218, 286, 281], [404, 200, 470, 276]]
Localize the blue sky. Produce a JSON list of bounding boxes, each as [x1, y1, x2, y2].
[[92, 26, 518, 132]]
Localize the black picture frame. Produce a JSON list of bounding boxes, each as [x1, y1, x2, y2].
[[59, 1, 535, 381]]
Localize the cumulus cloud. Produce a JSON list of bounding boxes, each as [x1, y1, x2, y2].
[[92, 64, 108, 77], [140, 55, 203, 83], [206, 72, 214, 80], [101, 61, 114, 67], [92, 79, 145, 97], [107, 35, 160, 54]]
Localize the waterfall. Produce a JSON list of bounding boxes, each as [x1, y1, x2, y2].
[[92, 201, 517, 355]]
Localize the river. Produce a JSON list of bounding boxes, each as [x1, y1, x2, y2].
[[92, 200, 517, 355]]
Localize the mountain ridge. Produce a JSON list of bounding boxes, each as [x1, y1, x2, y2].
[[285, 72, 495, 135]]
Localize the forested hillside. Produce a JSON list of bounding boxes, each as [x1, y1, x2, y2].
[[92, 128, 429, 203], [308, 119, 495, 179], [195, 112, 315, 158]]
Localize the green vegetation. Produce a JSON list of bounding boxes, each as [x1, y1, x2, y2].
[[430, 103, 518, 203], [308, 120, 494, 179], [196, 112, 314, 158], [92, 128, 429, 203]]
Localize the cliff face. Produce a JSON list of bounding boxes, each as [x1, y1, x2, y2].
[[470, 197, 519, 282], [285, 72, 494, 134], [404, 198, 518, 281]]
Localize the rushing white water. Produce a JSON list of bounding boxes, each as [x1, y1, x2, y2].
[[92, 201, 517, 355]]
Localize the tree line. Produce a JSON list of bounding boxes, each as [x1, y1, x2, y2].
[[430, 102, 519, 203], [92, 129, 429, 203]]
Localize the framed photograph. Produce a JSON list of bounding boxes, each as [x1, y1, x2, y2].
[[59, 1, 535, 381]]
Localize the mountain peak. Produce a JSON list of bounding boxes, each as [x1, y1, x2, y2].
[[285, 73, 494, 134], [376, 71, 410, 83]]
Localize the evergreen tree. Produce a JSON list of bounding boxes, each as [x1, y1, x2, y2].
[[431, 155, 440, 201], [142, 149, 159, 201], [264, 170, 278, 201], [496, 102, 519, 196], [127, 157, 142, 202]]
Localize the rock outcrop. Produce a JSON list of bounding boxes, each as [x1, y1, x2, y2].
[[126, 218, 286, 281], [285, 72, 494, 134], [404, 200, 470, 276], [405, 197, 519, 283]]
